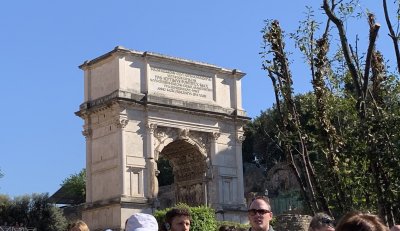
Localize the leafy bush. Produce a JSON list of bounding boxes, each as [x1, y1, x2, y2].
[[218, 220, 250, 230], [154, 203, 217, 231]]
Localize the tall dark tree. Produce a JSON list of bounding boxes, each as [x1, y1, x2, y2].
[[258, 0, 400, 224], [261, 19, 331, 215]]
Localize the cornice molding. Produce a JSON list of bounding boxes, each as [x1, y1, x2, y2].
[[79, 46, 246, 77], [75, 90, 250, 122]]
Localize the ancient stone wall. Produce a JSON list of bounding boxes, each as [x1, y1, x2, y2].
[[274, 213, 312, 231]]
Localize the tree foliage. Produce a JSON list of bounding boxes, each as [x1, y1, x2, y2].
[[0, 193, 68, 231], [254, 0, 400, 225], [61, 168, 86, 204], [157, 156, 174, 186]]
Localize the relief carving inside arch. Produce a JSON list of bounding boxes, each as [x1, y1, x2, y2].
[[154, 127, 214, 206], [153, 127, 213, 159], [176, 183, 204, 206]]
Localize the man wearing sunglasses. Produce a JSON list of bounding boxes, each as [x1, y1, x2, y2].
[[247, 196, 274, 231]]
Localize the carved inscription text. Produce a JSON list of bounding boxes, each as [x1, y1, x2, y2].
[[149, 67, 213, 101]]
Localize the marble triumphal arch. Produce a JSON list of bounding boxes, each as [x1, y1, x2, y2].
[[76, 46, 250, 230]]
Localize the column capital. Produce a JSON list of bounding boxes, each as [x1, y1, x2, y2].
[[237, 134, 246, 144], [146, 123, 157, 134], [115, 117, 129, 128], [211, 132, 221, 141], [82, 128, 92, 139]]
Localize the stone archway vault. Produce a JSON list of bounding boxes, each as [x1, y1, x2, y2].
[[161, 139, 207, 206]]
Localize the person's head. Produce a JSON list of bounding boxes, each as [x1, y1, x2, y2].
[[336, 211, 389, 231], [219, 225, 236, 231], [164, 208, 191, 231], [308, 213, 335, 231], [69, 220, 89, 231], [391, 225, 400, 231], [125, 213, 158, 231], [247, 196, 273, 231]]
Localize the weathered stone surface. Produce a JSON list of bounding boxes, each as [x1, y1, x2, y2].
[[76, 47, 250, 230], [274, 213, 312, 231]]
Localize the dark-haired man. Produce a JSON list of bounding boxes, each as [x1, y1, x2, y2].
[[164, 208, 191, 231], [247, 196, 274, 231]]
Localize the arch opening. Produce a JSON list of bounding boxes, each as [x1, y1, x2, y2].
[[157, 139, 207, 207]]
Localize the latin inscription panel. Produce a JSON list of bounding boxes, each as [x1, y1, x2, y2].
[[149, 66, 213, 102]]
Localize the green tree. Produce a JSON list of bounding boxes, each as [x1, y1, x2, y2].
[[29, 193, 68, 231], [0, 193, 67, 231], [61, 169, 86, 204], [243, 94, 316, 170], [157, 156, 174, 186], [258, 0, 400, 224], [0, 194, 12, 225]]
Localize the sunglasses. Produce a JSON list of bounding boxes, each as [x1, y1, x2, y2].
[[248, 209, 271, 216]]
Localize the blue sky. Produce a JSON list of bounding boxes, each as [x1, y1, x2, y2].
[[0, 1, 396, 197]]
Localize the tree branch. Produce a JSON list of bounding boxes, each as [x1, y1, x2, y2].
[[268, 70, 284, 124], [383, 0, 400, 73], [322, 0, 337, 38], [266, 67, 285, 79], [323, 0, 361, 98], [363, 14, 380, 97], [349, 44, 362, 77]]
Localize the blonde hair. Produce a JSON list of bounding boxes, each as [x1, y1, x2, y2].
[[69, 220, 90, 231]]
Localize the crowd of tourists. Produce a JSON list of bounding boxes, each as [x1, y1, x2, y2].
[[68, 208, 191, 231], [69, 196, 400, 231], [248, 195, 400, 231]]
